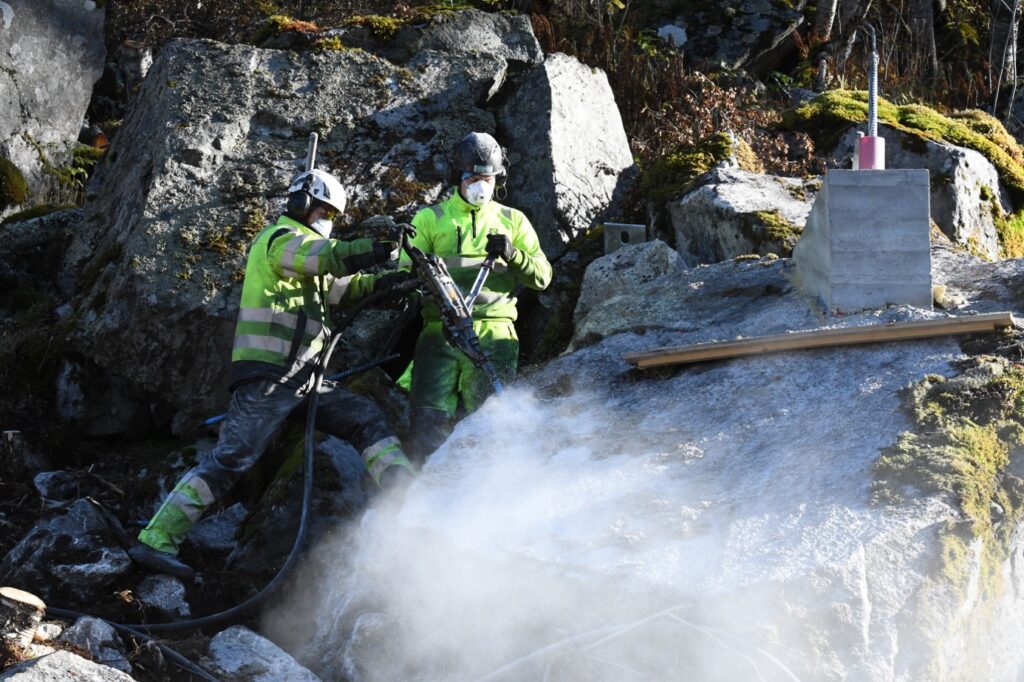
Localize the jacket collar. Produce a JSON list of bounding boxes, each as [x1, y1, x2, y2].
[[276, 214, 316, 234], [446, 187, 496, 216]]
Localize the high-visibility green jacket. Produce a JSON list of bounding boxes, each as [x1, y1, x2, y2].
[[402, 191, 552, 322], [228, 214, 379, 388]]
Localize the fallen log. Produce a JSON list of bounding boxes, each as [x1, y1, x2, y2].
[[624, 312, 1016, 369]]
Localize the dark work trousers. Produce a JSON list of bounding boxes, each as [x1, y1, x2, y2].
[[196, 377, 397, 500]]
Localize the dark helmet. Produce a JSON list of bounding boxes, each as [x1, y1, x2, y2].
[[451, 132, 506, 181]]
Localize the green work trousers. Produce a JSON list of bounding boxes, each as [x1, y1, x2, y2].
[[407, 318, 517, 459]]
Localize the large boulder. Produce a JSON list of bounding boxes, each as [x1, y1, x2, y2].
[[0, 0, 105, 212], [831, 125, 1006, 259], [0, 499, 131, 603], [669, 167, 819, 265], [62, 13, 630, 433], [500, 52, 634, 256], [269, 244, 1024, 681]]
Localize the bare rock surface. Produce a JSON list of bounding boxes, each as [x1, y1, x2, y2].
[[0, 650, 133, 681], [269, 244, 1024, 681], [0, 0, 105, 210]]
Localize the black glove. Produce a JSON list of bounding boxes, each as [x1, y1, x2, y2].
[[373, 270, 419, 293], [388, 222, 417, 243], [372, 240, 399, 264], [485, 233, 517, 262]]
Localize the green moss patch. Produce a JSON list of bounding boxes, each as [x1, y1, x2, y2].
[[344, 15, 405, 39], [874, 356, 1024, 599], [753, 209, 801, 246], [783, 90, 1024, 206], [640, 132, 763, 205], [250, 14, 321, 45], [0, 156, 28, 210]]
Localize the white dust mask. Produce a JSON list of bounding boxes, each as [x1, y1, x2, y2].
[[311, 218, 333, 237], [465, 180, 494, 207]]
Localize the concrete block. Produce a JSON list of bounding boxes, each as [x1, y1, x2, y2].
[[794, 169, 932, 313]]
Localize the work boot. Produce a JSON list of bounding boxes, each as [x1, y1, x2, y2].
[[377, 463, 416, 492], [128, 542, 196, 581]]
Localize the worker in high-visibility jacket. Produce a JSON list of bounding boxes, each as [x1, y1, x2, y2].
[[401, 132, 552, 459], [130, 169, 417, 580]]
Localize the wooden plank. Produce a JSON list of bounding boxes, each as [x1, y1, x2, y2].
[[624, 312, 1016, 369]]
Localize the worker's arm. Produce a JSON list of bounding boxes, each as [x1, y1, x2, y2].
[[266, 229, 379, 279], [324, 272, 377, 306], [507, 211, 552, 291]]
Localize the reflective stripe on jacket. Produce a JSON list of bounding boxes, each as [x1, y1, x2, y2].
[[228, 214, 378, 388], [402, 190, 552, 322]]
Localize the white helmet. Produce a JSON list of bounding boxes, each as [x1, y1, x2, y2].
[[287, 169, 347, 215]]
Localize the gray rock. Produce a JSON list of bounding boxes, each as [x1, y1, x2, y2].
[[31, 623, 62, 642], [0, 499, 131, 602], [676, 0, 806, 73], [404, 9, 542, 66], [206, 625, 321, 682], [669, 167, 819, 265], [573, 240, 681, 342], [57, 617, 131, 675], [0, 649, 133, 681], [0, 0, 105, 210], [830, 124, 1005, 259], [31, 470, 78, 508], [501, 52, 635, 256], [0, 209, 78, 297], [189, 502, 246, 554], [135, 574, 190, 619]]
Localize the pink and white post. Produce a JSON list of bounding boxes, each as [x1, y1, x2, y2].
[[857, 26, 885, 169]]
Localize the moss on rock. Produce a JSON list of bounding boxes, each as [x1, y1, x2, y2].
[[640, 132, 762, 205], [0, 156, 28, 210], [874, 356, 1024, 601], [783, 91, 1024, 205]]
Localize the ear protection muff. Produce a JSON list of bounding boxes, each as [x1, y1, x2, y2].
[[286, 174, 315, 216]]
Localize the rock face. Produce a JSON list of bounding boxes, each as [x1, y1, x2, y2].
[[0, 649, 133, 681], [831, 125, 1006, 259], [269, 243, 1024, 681], [500, 53, 634, 256], [0, 0, 105, 210], [206, 625, 321, 682], [63, 11, 631, 433], [675, 0, 806, 72], [0, 499, 131, 603], [668, 167, 819, 265]]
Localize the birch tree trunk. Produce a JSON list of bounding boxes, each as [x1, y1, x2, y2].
[[990, 0, 1021, 115]]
